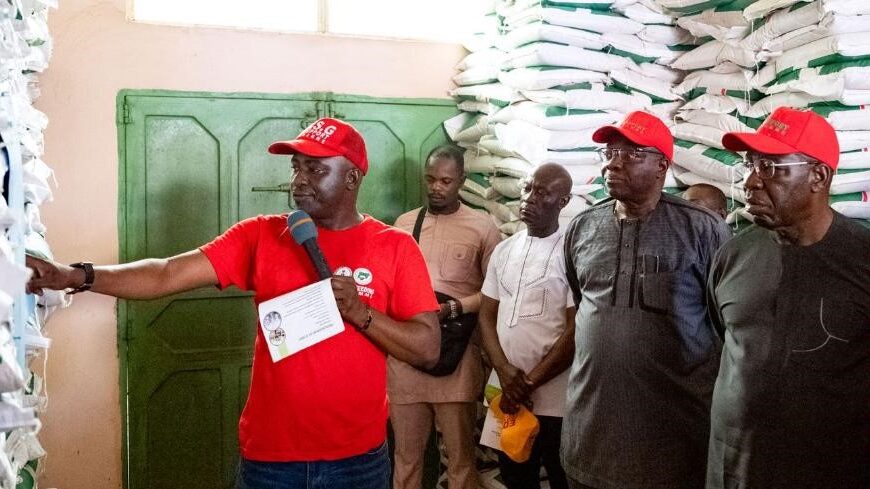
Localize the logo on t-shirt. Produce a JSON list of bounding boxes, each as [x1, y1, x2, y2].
[[349, 267, 375, 298], [353, 268, 373, 285], [334, 265, 376, 298]]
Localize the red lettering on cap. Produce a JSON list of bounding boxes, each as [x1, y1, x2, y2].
[[764, 119, 789, 135], [623, 121, 646, 134]]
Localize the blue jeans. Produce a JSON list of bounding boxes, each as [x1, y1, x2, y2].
[[236, 442, 390, 489]]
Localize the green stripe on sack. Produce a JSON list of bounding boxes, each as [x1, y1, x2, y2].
[[808, 101, 862, 117], [586, 187, 611, 203], [467, 172, 492, 187], [776, 53, 870, 78], [552, 82, 596, 91], [542, 0, 614, 10], [544, 106, 605, 116], [775, 69, 801, 84], [514, 40, 564, 49], [459, 114, 482, 131], [685, 87, 765, 101], [830, 191, 869, 203], [737, 115, 765, 129], [836, 168, 870, 175], [675, 139, 696, 149], [588, 9, 623, 16], [544, 5, 622, 16], [669, 44, 697, 52], [818, 58, 870, 75], [606, 46, 659, 64], [611, 79, 672, 103], [534, 66, 576, 72], [810, 54, 870, 69], [701, 147, 743, 166], [604, 84, 631, 94]]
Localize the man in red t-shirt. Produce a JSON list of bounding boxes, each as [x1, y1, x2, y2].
[[25, 118, 441, 489]]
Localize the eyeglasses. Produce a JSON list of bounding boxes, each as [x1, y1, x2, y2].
[[597, 147, 663, 163], [741, 157, 813, 180]]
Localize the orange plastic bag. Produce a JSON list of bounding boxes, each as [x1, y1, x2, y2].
[[490, 393, 540, 463]]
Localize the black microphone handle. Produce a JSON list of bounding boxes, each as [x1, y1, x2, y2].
[[301, 239, 332, 280]]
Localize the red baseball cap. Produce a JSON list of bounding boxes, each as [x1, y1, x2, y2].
[[268, 118, 369, 174], [592, 110, 674, 161], [721, 107, 839, 170]]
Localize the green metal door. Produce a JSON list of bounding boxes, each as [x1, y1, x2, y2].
[[117, 90, 456, 489]]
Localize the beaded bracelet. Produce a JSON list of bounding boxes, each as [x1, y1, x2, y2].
[[358, 305, 374, 331]]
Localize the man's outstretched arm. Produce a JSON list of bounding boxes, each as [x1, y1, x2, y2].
[[26, 250, 219, 300]]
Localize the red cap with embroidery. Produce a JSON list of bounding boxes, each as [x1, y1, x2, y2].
[[592, 110, 674, 161], [269, 118, 369, 174], [722, 107, 839, 170]]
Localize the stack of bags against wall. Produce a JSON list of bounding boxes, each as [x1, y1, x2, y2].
[[741, 0, 870, 222], [447, 0, 696, 235], [0, 0, 61, 487], [660, 0, 762, 224], [666, 0, 870, 225]]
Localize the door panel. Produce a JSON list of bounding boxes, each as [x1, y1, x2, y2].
[[144, 115, 222, 257], [118, 90, 455, 489], [146, 370, 223, 489], [331, 97, 459, 224], [238, 117, 302, 220]]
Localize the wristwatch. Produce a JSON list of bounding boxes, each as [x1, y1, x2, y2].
[[68, 262, 95, 294], [447, 300, 459, 320]]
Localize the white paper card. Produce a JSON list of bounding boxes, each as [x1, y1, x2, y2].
[[257, 278, 345, 363], [479, 371, 503, 451]]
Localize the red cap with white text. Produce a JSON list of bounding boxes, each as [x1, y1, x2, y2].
[[722, 107, 839, 170], [592, 110, 674, 161], [268, 118, 369, 174]]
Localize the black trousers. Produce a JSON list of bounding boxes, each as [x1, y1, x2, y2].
[[497, 415, 569, 489]]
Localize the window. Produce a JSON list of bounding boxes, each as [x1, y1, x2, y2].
[[130, 0, 490, 43]]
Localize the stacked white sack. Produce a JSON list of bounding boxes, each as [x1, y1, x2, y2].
[[0, 0, 64, 487], [660, 0, 767, 214], [745, 0, 870, 220], [447, 0, 699, 235]]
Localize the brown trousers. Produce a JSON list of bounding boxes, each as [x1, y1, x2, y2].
[[390, 402, 478, 489]]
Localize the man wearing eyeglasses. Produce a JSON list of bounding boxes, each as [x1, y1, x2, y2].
[[706, 107, 870, 488], [561, 111, 732, 489]]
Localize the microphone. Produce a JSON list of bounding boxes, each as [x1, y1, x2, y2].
[[287, 210, 332, 280]]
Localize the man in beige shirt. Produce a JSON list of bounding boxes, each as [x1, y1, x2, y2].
[[391, 145, 502, 489]]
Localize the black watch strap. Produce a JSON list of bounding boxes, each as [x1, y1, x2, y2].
[[69, 262, 94, 294]]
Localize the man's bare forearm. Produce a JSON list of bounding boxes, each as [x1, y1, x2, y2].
[[27, 250, 219, 300], [361, 310, 440, 369]]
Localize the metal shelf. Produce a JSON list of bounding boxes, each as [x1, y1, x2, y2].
[[1, 91, 29, 371]]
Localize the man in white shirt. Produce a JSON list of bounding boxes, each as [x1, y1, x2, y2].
[[479, 163, 575, 489]]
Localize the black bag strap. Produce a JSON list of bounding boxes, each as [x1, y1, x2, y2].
[[412, 206, 427, 243]]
